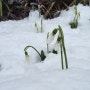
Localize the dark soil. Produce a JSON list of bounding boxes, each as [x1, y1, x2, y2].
[[0, 0, 89, 21]]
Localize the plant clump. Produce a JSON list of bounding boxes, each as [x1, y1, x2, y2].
[[35, 19, 43, 33], [24, 46, 46, 62], [24, 25, 68, 70], [47, 25, 68, 69], [69, 5, 80, 29]]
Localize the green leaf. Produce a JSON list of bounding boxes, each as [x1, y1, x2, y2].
[[40, 50, 46, 61]]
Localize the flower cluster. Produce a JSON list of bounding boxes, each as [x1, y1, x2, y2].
[[46, 25, 68, 69]]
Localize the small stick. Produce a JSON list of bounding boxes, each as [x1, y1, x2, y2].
[[44, 2, 55, 18]]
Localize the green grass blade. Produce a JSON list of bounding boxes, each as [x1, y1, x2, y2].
[[0, 0, 2, 17], [58, 25, 68, 69]]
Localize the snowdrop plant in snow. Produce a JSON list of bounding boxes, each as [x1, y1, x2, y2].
[[46, 29, 57, 53], [24, 25, 68, 69], [69, 5, 80, 29], [58, 25, 68, 69], [24, 50, 30, 64], [24, 46, 46, 62], [47, 25, 68, 69], [34, 19, 43, 33]]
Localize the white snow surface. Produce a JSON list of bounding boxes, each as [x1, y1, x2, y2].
[[0, 4, 90, 90]]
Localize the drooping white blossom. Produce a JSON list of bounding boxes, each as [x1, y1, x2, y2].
[[46, 29, 58, 44], [46, 33, 55, 44], [53, 41, 60, 52], [25, 53, 30, 64]]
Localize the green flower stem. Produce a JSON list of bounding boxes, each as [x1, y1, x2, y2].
[[60, 42, 64, 69], [61, 30, 68, 69], [58, 25, 68, 69], [41, 19, 43, 33], [24, 46, 41, 59], [47, 32, 49, 53], [62, 40, 68, 69], [35, 23, 38, 32], [47, 44, 49, 53]]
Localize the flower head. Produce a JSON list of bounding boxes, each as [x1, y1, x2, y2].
[[53, 36, 61, 54], [46, 29, 58, 44], [25, 51, 30, 64]]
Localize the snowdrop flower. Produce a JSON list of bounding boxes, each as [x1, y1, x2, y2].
[[25, 51, 30, 64], [46, 33, 54, 44], [47, 29, 57, 44], [53, 36, 61, 54], [53, 41, 60, 52]]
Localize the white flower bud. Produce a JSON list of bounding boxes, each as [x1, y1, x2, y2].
[[46, 33, 55, 44], [25, 51, 30, 64], [46, 29, 58, 45], [53, 41, 60, 52]]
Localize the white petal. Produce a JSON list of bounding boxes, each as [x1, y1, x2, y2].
[[46, 33, 54, 44], [25, 55, 30, 64], [53, 41, 60, 51]]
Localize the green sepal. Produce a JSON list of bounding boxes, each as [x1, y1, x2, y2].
[[52, 29, 58, 36], [25, 51, 29, 56]]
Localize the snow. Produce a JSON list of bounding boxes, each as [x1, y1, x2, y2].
[[0, 4, 90, 90]]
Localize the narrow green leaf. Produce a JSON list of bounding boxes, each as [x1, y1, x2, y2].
[[40, 50, 46, 61]]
